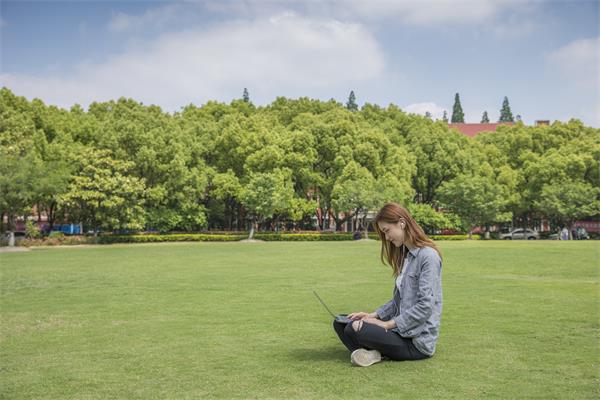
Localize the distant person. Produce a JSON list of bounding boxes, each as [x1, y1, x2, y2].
[[333, 202, 443, 367], [353, 231, 362, 240], [561, 227, 569, 240]]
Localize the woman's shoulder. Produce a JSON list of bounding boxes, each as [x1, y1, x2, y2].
[[417, 246, 442, 262]]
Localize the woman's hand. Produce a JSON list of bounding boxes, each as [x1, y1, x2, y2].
[[348, 311, 377, 321], [362, 317, 395, 330]]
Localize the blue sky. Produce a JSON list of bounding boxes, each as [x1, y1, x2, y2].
[[1, 0, 598, 126]]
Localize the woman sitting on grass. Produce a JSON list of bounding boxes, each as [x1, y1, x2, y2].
[[333, 202, 443, 367]]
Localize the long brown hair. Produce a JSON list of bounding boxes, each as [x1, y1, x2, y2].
[[372, 202, 442, 277]]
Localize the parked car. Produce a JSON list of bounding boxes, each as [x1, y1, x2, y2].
[[548, 227, 590, 240], [500, 228, 539, 240], [573, 226, 590, 240]]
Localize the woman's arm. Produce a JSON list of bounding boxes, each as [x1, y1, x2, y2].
[[374, 299, 395, 321], [391, 251, 442, 336]]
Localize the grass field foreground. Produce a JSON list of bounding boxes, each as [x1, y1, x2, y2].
[[1, 241, 598, 399]]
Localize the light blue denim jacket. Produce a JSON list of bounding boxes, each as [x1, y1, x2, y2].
[[375, 245, 443, 356]]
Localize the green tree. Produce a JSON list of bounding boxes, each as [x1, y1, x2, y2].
[[331, 161, 378, 236], [210, 169, 243, 230], [0, 150, 39, 244], [240, 168, 294, 239], [535, 181, 600, 238], [438, 171, 513, 239], [442, 110, 448, 123], [499, 96, 514, 122], [346, 91, 358, 112], [481, 111, 490, 123], [407, 203, 460, 235], [59, 148, 146, 234], [32, 155, 72, 232], [408, 123, 473, 204], [285, 198, 318, 231], [451, 93, 465, 123]]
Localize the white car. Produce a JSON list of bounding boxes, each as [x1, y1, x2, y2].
[[500, 228, 539, 240]]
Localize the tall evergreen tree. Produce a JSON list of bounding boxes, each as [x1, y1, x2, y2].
[[442, 110, 448, 123], [499, 96, 514, 122], [451, 93, 465, 123], [481, 111, 490, 123], [242, 88, 250, 103], [346, 90, 358, 112], [425, 111, 432, 120]]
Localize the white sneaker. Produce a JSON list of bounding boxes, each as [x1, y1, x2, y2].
[[350, 349, 382, 367]]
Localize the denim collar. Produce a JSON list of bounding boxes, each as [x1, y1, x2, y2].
[[405, 244, 419, 257]]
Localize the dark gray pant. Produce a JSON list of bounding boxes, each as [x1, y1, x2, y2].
[[333, 320, 430, 361]]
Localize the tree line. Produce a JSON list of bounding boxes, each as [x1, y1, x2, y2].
[[445, 93, 517, 124], [1, 87, 598, 237]]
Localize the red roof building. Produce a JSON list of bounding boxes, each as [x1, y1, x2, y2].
[[448, 123, 514, 137]]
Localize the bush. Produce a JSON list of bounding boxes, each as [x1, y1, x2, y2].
[[95, 232, 355, 244], [15, 231, 482, 246], [19, 235, 93, 247], [254, 233, 354, 241], [430, 234, 480, 241], [25, 221, 42, 239], [96, 233, 247, 244]]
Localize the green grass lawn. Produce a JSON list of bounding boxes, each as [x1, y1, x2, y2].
[[1, 241, 598, 399]]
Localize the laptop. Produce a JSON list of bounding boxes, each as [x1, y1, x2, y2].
[[313, 290, 352, 324]]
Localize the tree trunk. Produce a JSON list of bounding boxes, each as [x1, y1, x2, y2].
[[7, 214, 15, 246], [37, 203, 42, 224], [248, 217, 256, 239], [47, 201, 56, 232], [226, 200, 233, 231]]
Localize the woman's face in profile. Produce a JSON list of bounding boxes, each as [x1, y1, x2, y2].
[[378, 220, 405, 248]]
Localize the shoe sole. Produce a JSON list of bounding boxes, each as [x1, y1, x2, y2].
[[351, 349, 382, 367]]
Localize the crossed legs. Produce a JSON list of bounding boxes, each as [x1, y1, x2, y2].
[[332, 320, 429, 361]]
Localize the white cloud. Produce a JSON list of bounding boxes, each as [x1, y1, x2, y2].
[[1, 13, 385, 111], [338, 0, 504, 25], [128, 0, 537, 29], [491, 9, 537, 38], [239, 0, 532, 27], [108, 3, 184, 32], [547, 37, 600, 88], [403, 102, 447, 120]]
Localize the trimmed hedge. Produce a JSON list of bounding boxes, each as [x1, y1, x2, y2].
[[96, 232, 354, 244], [431, 235, 481, 241], [95, 232, 476, 244], [96, 233, 247, 244], [254, 233, 354, 241], [19, 235, 93, 247], [9, 232, 482, 247]]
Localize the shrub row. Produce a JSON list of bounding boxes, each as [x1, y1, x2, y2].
[[10, 232, 481, 247], [254, 233, 354, 241], [19, 235, 93, 247], [431, 235, 481, 241], [97, 232, 477, 243], [96, 233, 247, 244]]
